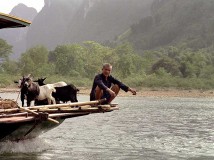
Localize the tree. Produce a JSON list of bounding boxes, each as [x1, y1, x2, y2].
[[151, 57, 180, 76], [0, 39, 12, 59], [52, 44, 87, 76], [113, 43, 144, 78], [178, 49, 206, 78], [18, 45, 50, 76], [83, 41, 114, 78], [1, 60, 19, 74]]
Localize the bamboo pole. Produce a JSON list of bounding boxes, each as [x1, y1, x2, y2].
[[16, 90, 20, 102], [33, 105, 119, 113], [18, 106, 59, 124], [35, 107, 98, 113], [0, 108, 19, 113], [0, 99, 107, 114], [28, 99, 106, 110], [0, 112, 28, 118]]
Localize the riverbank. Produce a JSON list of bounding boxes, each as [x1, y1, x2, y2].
[[78, 87, 214, 98], [1, 87, 214, 98]]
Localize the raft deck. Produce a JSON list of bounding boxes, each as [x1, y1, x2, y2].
[[0, 99, 119, 141]]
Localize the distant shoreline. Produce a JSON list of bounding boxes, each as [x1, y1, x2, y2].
[[79, 87, 214, 98], [1, 87, 214, 98]]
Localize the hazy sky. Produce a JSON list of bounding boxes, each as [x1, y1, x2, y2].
[[0, 1, 44, 14]]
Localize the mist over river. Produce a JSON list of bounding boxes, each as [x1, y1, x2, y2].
[[0, 93, 213, 160]]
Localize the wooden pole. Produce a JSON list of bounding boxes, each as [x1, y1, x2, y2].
[[18, 106, 59, 124], [0, 99, 106, 114], [28, 99, 106, 110], [0, 112, 28, 118], [0, 108, 19, 113], [16, 90, 20, 102]]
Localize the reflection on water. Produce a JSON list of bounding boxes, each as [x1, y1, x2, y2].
[[0, 93, 214, 160]]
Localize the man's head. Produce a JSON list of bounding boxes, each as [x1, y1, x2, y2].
[[102, 63, 112, 77]]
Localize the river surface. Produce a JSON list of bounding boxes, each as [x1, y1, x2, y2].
[[0, 93, 213, 160]]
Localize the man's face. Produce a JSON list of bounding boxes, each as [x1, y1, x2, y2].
[[102, 66, 112, 77]]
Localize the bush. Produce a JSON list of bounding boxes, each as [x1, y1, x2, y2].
[[0, 74, 20, 87]]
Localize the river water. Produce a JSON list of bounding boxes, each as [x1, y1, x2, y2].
[[0, 93, 213, 160]]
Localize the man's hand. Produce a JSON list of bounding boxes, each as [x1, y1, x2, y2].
[[128, 88, 137, 95]]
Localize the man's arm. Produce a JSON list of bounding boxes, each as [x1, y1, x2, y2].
[[110, 76, 129, 92], [111, 76, 136, 95], [94, 75, 108, 90]]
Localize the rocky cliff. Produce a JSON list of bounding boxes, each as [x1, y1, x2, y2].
[[26, 0, 152, 50]]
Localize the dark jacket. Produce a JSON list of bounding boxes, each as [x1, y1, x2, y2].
[[90, 73, 129, 100]]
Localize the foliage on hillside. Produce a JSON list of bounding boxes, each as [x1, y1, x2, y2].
[[122, 0, 214, 52], [1, 38, 214, 90]]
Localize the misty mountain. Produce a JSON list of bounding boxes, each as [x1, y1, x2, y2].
[[0, 4, 37, 59], [122, 0, 214, 52], [26, 0, 152, 50]]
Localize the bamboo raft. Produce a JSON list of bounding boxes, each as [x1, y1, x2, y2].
[[0, 99, 119, 142]]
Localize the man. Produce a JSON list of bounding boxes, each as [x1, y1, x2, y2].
[[90, 63, 136, 104]]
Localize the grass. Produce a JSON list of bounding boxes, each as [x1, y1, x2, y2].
[[1, 73, 214, 91]]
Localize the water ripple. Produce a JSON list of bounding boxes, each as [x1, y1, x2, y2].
[[0, 94, 213, 159]]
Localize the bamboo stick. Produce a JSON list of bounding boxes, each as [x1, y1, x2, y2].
[[0, 112, 28, 118], [0, 108, 19, 113], [18, 106, 59, 124], [49, 112, 89, 118], [28, 99, 106, 110], [0, 99, 108, 114], [35, 107, 98, 113], [32, 105, 119, 113]]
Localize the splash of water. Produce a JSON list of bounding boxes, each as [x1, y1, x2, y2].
[[0, 138, 50, 154]]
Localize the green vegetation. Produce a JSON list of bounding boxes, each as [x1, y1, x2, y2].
[[113, 0, 214, 90], [0, 40, 145, 88], [122, 0, 214, 52], [1, 38, 214, 90]]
